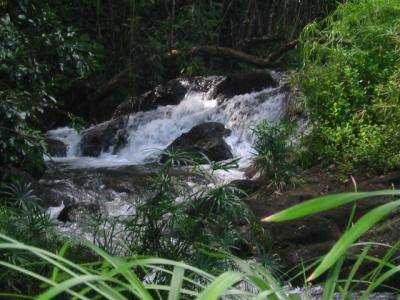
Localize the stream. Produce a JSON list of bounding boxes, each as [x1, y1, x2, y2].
[[42, 71, 294, 221]]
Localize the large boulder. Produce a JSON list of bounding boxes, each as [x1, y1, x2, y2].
[[0, 166, 72, 208], [113, 78, 190, 118], [113, 76, 225, 118], [57, 203, 100, 223], [161, 122, 233, 163], [80, 116, 128, 157], [211, 70, 277, 103], [45, 138, 67, 157], [245, 168, 400, 273]]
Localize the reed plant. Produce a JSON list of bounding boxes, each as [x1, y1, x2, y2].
[[1, 190, 400, 298]]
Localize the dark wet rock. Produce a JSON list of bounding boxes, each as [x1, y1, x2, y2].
[[0, 166, 71, 208], [45, 138, 67, 157], [245, 168, 400, 272], [113, 78, 189, 118], [39, 163, 163, 212], [113, 76, 224, 118], [367, 171, 400, 186], [229, 179, 262, 195], [57, 203, 100, 223], [80, 116, 128, 157], [160, 122, 233, 163], [211, 70, 277, 103], [268, 216, 341, 245], [278, 240, 335, 270]]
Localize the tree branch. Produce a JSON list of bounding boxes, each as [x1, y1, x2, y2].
[[188, 40, 298, 67], [94, 40, 298, 101]]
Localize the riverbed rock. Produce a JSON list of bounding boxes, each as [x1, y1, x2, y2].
[[229, 179, 262, 194], [45, 138, 67, 157], [0, 166, 72, 208], [160, 122, 233, 163], [113, 78, 190, 118], [80, 116, 128, 157], [245, 168, 400, 272], [57, 203, 101, 223], [211, 70, 278, 103]]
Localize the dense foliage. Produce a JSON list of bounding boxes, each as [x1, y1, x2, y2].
[[297, 0, 400, 173], [5, 0, 400, 297], [0, 1, 102, 175]]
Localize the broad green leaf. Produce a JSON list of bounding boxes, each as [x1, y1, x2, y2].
[[308, 199, 400, 281], [262, 190, 400, 222], [51, 242, 70, 283], [0, 293, 33, 299]]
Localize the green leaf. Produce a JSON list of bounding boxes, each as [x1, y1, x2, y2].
[[36, 275, 104, 300], [262, 190, 400, 222], [168, 266, 185, 300], [308, 199, 400, 281], [196, 272, 244, 300], [340, 245, 371, 300], [322, 257, 344, 300]]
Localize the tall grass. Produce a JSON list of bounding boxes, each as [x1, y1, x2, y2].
[[1, 190, 400, 298], [264, 189, 400, 292], [0, 233, 294, 300]]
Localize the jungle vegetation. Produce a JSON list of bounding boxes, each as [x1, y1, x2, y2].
[[2, 0, 400, 298]]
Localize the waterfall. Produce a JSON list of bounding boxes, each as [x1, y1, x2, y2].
[[43, 71, 293, 238], [46, 72, 291, 169]]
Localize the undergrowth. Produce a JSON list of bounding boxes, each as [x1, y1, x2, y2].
[[88, 150, 271, 274], [1, 190, 400, 298]]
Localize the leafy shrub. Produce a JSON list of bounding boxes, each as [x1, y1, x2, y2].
[[251, 121, 302, 191], [297, 0, 400, 173]]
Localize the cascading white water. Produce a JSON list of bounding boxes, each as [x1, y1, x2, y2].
[[44, 72, 292, 240], [47, 72, 290, 171]]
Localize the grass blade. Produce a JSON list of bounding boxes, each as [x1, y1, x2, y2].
[[308, 199, 400, 281], [196, 272, 244, 300], [262, 190, 400, 222], [36, 275, 105, 300], [340, 245, 371, 299], [322, 257, 344, 300], [168, 266, 185, 300], [81, 241, 153, 300]]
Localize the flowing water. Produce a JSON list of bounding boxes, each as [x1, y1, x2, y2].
[[46, 72, 292, 170], [42, 71, 294, 237]]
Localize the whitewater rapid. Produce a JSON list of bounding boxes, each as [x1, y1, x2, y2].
[[46, 72, 291, 173]]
